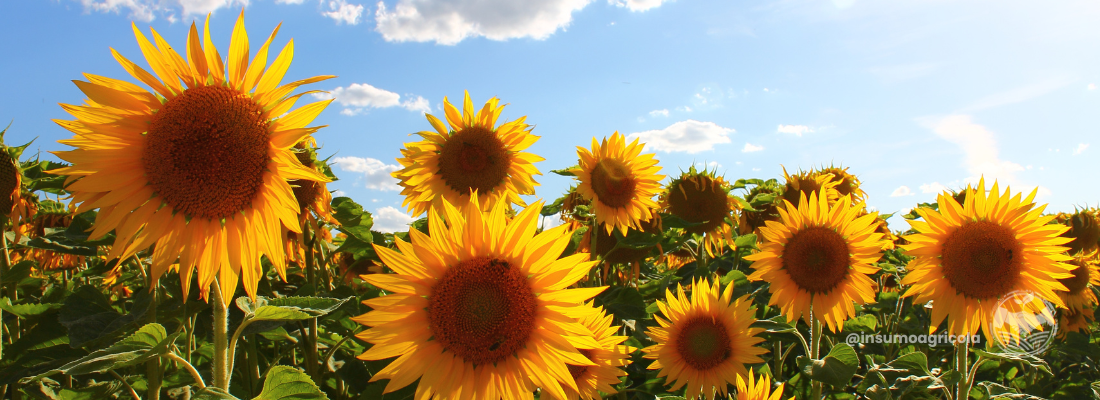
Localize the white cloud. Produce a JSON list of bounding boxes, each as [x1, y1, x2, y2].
[[608, 0, 669, 12], [626, 120, 733, 154], [918, 115, 1050, 197], [920, 182, 946, 194], [276, 0, 307, 4], [867, 62, 941, 84], [751, 167, 761, 172], [1088, 83, 1096, 90], [963, 77, 1073, 112], [741, 142, 764, 153], [648, 109, 669, 117], [675, 106, 692, 112], [374, 0, 593, 45], [332, 189, 347, 197], [373, 206, 416, 233], [890, 186, 914, 197], [313, 83, 430, 115], [777, 124, 813, 137], [541, 215, 566, 230], [332, 156, 401, 191], [1073, 143, 1089, 155], [322, 0, 365, 25]]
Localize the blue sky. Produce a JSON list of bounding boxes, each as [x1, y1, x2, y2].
[[1, 0, 1097, 232]]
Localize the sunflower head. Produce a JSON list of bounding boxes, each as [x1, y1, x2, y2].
[[780, 165, 840, 209], [563, 305, 635, 400], [393, 91, 543, 217], [1053, 209, 1100, 256], [643, 278, 767, 400], [0, 128, 22, 217], [352, 196, 606, 399], [289, 144, 336, 223], [899, 178, 1075, 338], [1058, 257, 1099, 310], [737, 179, 783, 236], [51, 12, 334, 303], [818, 164, 866, 203], [571, 132, 664, 236], [661, 166, 741, 257], [560, 186, 594, 229], [585, 213, 661, 266], [746, 192, 886, 331], [734, 369, 792, 400]]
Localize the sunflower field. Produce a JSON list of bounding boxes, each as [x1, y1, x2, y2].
[[0, 12, 1099, 400]]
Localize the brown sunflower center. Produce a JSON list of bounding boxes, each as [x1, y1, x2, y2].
[[668, 177, 730, 234], [437, 127, 509, 195], [782, 226, 850, 294], [0, 153, 18, 215], [1060, 260, 1092, 295], [590, 159, 636, 208], [567, 349, 595, 381], [143, 85, 270, 220], [783, 177, 826, 208], [428, 257, 537, 366], [675, 315, 731, 370], [941, 220, 1023, 299]]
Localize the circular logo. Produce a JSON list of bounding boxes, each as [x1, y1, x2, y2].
[[990, 290, 1058, 356]]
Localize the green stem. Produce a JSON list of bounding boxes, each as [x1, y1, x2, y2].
[[211, 278, 229, 390], [246, 336, 261, 396], [957, 341, 971, 400], [108, 370, 141, 400], [0, 225, 8, 360], [810, 318, 823, 400], [164, 351, 206, 389], [145, 258, 162, 400], [302, 220, 320, 384]]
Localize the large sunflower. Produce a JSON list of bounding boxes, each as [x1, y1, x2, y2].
[[745, 192, 885, 332], [643, 278, 767, 400], [817, 164, 866, 203], [660, 166, 741, 257], [51, 12, 333, 302], [352, 197, 605, 400], [562, 305, 635, 400], [899, 179, 1074, 338], [734, 370, 791, 400], [393, 92, 542, 217], [571, 132, 663, 236]]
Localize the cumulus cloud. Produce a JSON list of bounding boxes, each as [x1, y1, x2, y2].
[[313, 83, 430, 115], [1074, 143, 1089, 155], [890, 186, 914, 197], [919, 115, 1029, 185], [608, 0, 669, 12], [649, 109, 669, 117], [322, 0, 365, 25], [920, 182, 947, 194], [777, 124, 813, 137], [332, 156, 401, 191], [373, 206, 416, 232], [626, 120, 733, 154], [374, 0, 593, 45], [1088, 83, 1096, 90], [741, 142, 763, 153]]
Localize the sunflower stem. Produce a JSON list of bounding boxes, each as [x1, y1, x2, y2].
[[0, 224, 8, 360], [956, 340, 972, 400], [810, 317, 823, 400], [144, 257, 162, 400], [302, 219, 321, 384], [211, 278, 230, 390]]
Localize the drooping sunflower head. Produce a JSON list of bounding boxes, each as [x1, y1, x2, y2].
[[393, 91, 543, 217], [585, 212, 661, 266], [745, 192, 886, 332], [351, 196, 606, 399], [643, 278, 768, 400], [661, 166, 741, 257], [899, 178, 1075, 338], [738, 179, 784, 236], [734, 369, 792, 400], [51, 12, 334, 303], [562, 305, 635, 400], [560, 185, 594, 230], [1053, 209, 1100, 256], [0, 129, 22, 218], [780, 165, 840, 209], [817, 164, 866, 203], [571, 131, 664, 236], [289, 143, 335, 224], [1058, 257, 1099, 310]]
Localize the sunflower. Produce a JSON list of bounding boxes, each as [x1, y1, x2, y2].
[[351, 197, 605, 399], [745, 192, 885, 332], [733, 370, 791, 400], [643, 278, 767, 400], [560, 186, 594, 230], [562, 305, 635, 400], [284, 143, 336, 264], [661, 166, 740, 257], [817, 165, 866, 203], [780, 166, 840, 209], [1056, 257, 1099, 338], [1053, 209, 1100, 256], [571, 132, 663, 236], [737, 180, 783, 236], [51, 12, 334, 302], [899, 179, 1074, 338], [393, 92, 542, 217], [24, 200, 85, 271], [0, 145, 20, 220]]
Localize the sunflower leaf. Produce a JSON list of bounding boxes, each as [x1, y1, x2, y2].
[[331, 196, 374, 243], [254, 365, 329, 400], [970, 349, 1053, 376], [550, 167, 577, 177], [191, 387, 242, 400], [30, 323, 179, 380], [807, 343, 859, 387], [0, 298, 62, 319]]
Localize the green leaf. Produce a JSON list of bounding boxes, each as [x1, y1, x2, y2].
[[807, 343, 859, 387], [720, 269, 747, 287], [2, 260, 35, 286], [750, 315, 797, 333], [971, 349, 1053, 376], [659, 213, 704, 229], [594, 286, 645, 322], [733, 234, 758, 250], [254, 365, 329, 400], [331, 197, 374, 243], [550, 167, 577, 177], [34, 323, 179, 379], [842, 314, 879, 333], [192, 387, 242, 400], [540, 195, 567, 217], [0, 298, 62, 319]]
